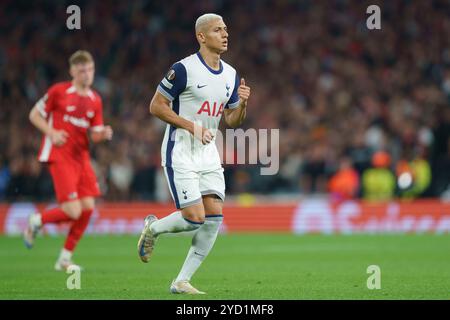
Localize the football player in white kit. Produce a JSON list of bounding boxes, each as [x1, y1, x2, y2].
[[137, 13, 251, 294]]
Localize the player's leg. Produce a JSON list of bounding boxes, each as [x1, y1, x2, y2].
[[54, 160, 101, 270], [64, 197, 95, 253], [171, 168, 225, 294], [170, 195, 223, 295], [64, 160, 100, 253], [55, 197, 95, 271], [23, 162, 81, 248], [175, 195, 223, 280], [150, 202, 206, 235], [168, 200, 213, 295], [138, 167, 204, 263]]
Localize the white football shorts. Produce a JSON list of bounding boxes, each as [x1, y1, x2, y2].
[[163, 166, 225, 209]]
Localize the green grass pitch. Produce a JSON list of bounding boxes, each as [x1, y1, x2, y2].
[[0, 233, 449, 299]]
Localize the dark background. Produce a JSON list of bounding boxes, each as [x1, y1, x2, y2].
[[0, 0, 449, 202]]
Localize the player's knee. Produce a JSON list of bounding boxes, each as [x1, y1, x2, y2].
[[61, 201, 82, 219], [208, 203, 223, 215], [80, 197, 95, 212], [68, 208, 82, 220], [181, 209, 205, 223], [82, 205, 94, 214], [203, 195, 223, 215]]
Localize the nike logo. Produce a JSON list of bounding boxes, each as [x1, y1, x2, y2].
[[197, 84, 207, 89], [194, 251, 205, 257]]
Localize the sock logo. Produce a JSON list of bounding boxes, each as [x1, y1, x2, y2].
[[194, 251, 205, 257], [182, 190, 188, 200]]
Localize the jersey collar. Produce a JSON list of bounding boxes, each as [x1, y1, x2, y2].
[[196, 52, 223, 75], [67, 84, 96, 101]]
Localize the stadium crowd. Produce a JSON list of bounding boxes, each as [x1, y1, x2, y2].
[[1, 0, 450, 201]]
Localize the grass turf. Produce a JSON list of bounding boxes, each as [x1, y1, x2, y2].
[[0, 233, 449, 299]]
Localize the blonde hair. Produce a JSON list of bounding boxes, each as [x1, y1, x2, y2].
[[69, 50, 94, 66], [195, 13, 223, 33]]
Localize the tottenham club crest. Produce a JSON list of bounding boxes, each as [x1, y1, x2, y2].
[[166, 69, 176, 81]]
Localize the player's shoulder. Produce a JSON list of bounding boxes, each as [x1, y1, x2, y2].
[[176, 53, 209, 72], [163, 57, 190, 84], [220, 59, 237, 74], [89, 88, 102, 102], [167, 55, 193, 76], [48, 81, 72, 94], [178, 54, 236, 71], [178, 53, 197, 67], [178, 54, 237, 77]]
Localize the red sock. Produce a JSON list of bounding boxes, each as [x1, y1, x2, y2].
[[41, 208, 73, 224], [64, 209, 93, 251]]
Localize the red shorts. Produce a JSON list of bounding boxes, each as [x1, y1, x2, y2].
[[48, 158, 101, 203]]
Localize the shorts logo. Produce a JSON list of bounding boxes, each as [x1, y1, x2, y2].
[[226, 84, 230, 97], [86, 111, 94, 118], [166, 69, 175, 81], [182, 190, 188, 200], [66, 105, 76, 112], [68, 192, 78, 200]]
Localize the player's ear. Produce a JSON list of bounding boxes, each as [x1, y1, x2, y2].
[[197, 32, 206, 44], [69, 65, 75, 78]]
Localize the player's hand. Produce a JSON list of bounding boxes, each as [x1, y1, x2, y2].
[[193, 124, 214, 145], [102, 125, 113, 141], [238, 78, 251, 105], [202, 127, 214, 145], [50, 129, 68, 146]]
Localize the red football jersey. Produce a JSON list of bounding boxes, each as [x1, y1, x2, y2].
[[36, 81, 104, 162]]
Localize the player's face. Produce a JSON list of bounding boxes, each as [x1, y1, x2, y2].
[[70, 62, 95, 88], [202, 19, 228, 53]]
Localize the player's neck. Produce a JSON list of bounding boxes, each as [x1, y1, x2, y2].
[[71, 81, 91, 96], [198, 48, 221, 71]]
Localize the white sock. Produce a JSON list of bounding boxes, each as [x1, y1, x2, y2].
[[32, 213, 42, 227], [59, 248, 72, 261], [175, 214, 223, 282], [150, 211, 203, 236]]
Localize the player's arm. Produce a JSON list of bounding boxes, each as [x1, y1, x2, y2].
[[90, 127, 113, 143], [224, 78, 250, 128], [149, 91, 213, 144], [89, 96, 113, 143], [29, 98, 68, 146]]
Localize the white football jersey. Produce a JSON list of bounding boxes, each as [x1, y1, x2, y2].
[[157, 52, 240, 171]]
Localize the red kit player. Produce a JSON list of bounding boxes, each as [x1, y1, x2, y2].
[[24, 50, 113, 271]]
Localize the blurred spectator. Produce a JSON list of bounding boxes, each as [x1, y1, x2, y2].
[[437, 138, 450, 199], [396, 151, 432, 199], [328, 157, 359, 200], [301, 143, 328, 193], [130, 155, 157, 200], [362, 151, 396, 201], [109, 142, 134, 200], [0, 0, 449, 200], [430, 107, 450, 195], [0, 155, 10, 200]]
